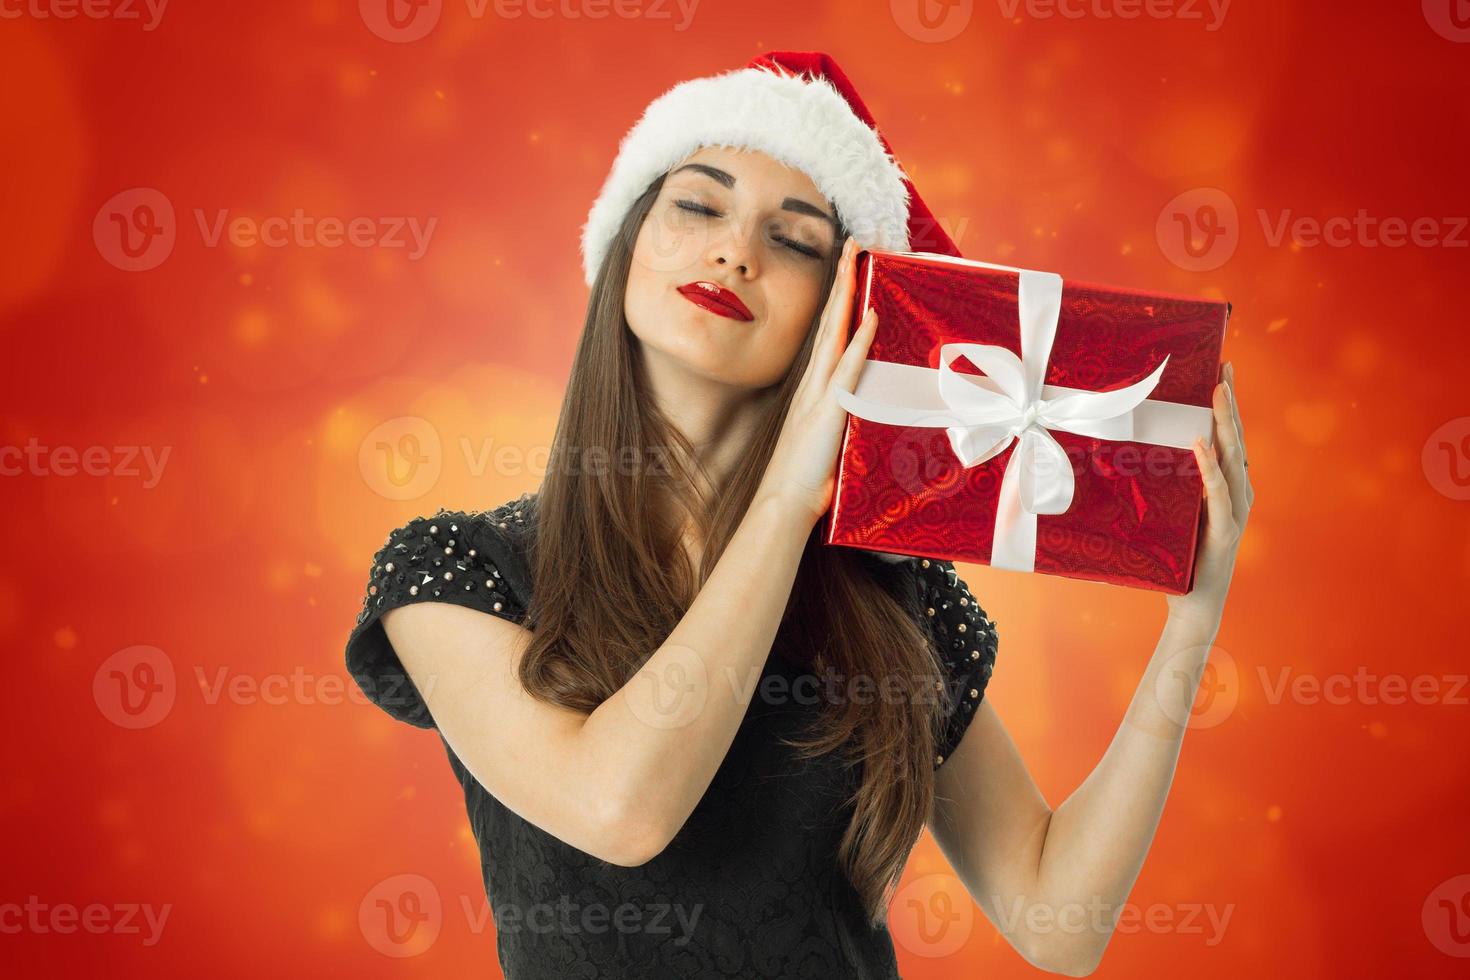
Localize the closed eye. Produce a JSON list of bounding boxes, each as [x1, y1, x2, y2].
[[674, 200, 823, 259]]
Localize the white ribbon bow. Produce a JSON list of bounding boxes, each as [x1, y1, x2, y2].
[[834, 261, 1212, 573]]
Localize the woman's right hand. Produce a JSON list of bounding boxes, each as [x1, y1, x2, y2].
[[757, 236, 881, 527]]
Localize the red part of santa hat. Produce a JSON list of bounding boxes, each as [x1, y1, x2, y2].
[[580, 50, 960, 288]]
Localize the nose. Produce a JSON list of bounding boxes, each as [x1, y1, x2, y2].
[[708, 224, 758, 278]]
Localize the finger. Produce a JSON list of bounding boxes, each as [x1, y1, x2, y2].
[[1223, 364, 1253, 515], [830, 306, 879, 397], [1211, 380, 1249, 522], [1225, 363, 1252, 495], [816, 238, 857, 343], [1193, 436, 1236, 542], [810, 239, 861, 380]]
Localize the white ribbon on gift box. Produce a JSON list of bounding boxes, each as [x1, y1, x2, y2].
[[833, 258, 1216, 573]]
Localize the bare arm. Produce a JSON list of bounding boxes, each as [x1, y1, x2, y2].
[[383, 492, 815, 867], [927, 615, 1219, 976], [383, 237, 879, 867], [927, 366, 1253, 976]]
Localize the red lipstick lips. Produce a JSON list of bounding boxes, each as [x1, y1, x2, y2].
[[676, 281, 754, 321]]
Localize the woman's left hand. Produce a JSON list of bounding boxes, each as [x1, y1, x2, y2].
[[1165, 361, 1254, 634]]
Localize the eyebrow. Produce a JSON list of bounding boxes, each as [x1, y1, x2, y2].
[[671, 163, 838, 231]]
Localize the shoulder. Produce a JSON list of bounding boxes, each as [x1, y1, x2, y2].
[[360, 494, 538, 615], [345, 493, 539, 728], [902, 556, 999, 769]]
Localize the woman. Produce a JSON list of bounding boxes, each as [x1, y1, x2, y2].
[[345, 52, 1252, 978]]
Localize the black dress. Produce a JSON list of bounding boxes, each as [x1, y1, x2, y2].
[[345, 492, 998, 979]]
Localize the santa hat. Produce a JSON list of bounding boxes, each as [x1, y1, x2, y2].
[[579, 50, 959, 288]]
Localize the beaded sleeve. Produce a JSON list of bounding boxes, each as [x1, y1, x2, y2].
[[345, 507, 530, 728], [912, 557, 999, 770]]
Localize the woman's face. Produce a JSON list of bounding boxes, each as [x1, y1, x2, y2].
[[624, 145, 842, 390]]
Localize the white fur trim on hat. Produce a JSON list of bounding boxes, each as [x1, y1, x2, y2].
[[580, 65, 913, 288]]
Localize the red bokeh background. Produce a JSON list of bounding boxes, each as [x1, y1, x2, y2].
[[3, 1, 1468, 976]]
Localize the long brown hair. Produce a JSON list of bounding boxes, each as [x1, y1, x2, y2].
[[515, 171, 950, 927]]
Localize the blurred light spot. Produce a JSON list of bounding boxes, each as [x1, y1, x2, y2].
[[237, 309, 272, 347], [323, 406, 368, 455], [267, 561, 297, 591], [1265, 804, 1282, 822], [316, 905, 351, 940], [1337, 334, 1378, 376], [338, 63, 372, 97], [1284, 401, 1340, 446], [294, 277, 351, 337], [54, 626, 77, 650]]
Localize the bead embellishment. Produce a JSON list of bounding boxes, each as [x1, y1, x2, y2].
[[913, 557, 998, 771], [356, 505, 529, 634]]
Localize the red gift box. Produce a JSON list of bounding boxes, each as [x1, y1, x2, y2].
[[824, 249, 1230, 594]]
